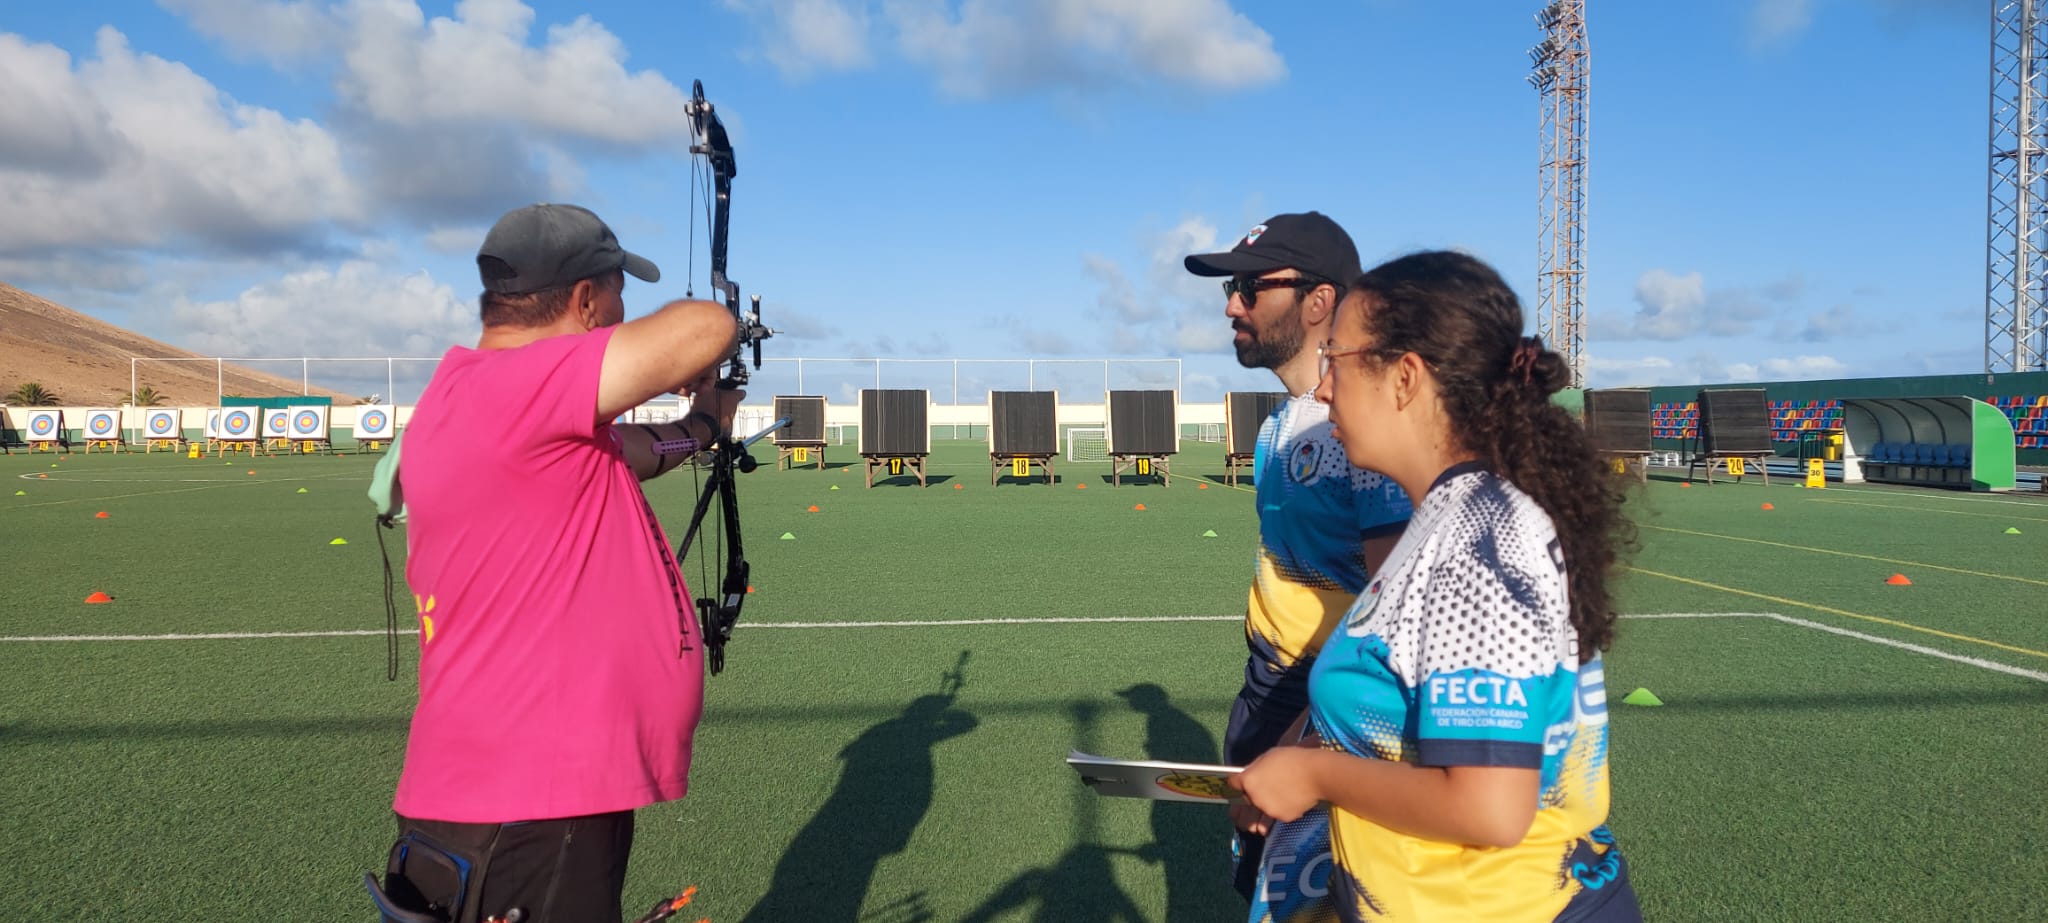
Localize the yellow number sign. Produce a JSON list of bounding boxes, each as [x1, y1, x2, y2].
[[889, 458, 904, 476], [1012, 457, 1028, 477], [1726, 457, 1746, 477], [793, 447, 808, 464], [1611, 458, 1628, 475], [1137, 458, 1152, 476], [1806, 458, 1825, 489]]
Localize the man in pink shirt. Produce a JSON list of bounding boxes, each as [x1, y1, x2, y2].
[[368, 203, 741, 923]]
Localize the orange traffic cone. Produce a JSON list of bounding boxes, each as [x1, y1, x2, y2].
[[1134, 504, 1146, 511], [84, 591, 113, 604], [94, 511, 109, 519], [1885, 574, 1912, 586], [1761, 503, 1775, 511], [807, 505, 819, 512]]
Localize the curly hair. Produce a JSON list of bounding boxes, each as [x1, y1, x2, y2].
[[1350, 251, 1635, 661]]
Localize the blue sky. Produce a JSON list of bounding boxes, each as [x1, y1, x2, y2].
[[0, 0, 1989, 404]]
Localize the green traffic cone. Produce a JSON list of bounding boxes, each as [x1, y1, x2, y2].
[[2005, 527, 2022, 535], [829, 485, 840, 490], [1201, 529, 1218, 538], [13, 490, 24, 496], [779, 532, 795, 540], [296, 487, 309, 494], [329, 538, 348, 545], [1621, 688, 1664, 707]]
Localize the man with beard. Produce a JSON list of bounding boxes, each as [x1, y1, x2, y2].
[[1183, 212, 1413, 905]]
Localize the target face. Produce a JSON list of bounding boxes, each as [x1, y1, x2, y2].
[[87, 413, 116, 436], [292, 410, 322, 435], [360, 410, 388, 433], [29, 414, 55, 436], [265, 411, 290, 436], [224, 410, 254, 436], [147, 412, 176, 435]]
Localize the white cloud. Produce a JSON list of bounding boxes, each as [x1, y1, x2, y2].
[[1595, 268, 1777, 341], [1749, 0, 1816, 48], [335, 0, 695, 145], [423, 226, 486, 255], [1082, 253, 1160, 322], [728, 0, 1284, 95], [1627, 268, 1706, 340], [723, 0, 875, 76], [3, 0, 710, 266], [1800, 303, 1865, 342], [157, 0, 337, 68], [168, 260, 477, 357], [0, 28, 362, 254], [1753, 355, 1849, 380], [1585, 352, 1852, 388], [1080, 215, 1239, 356]]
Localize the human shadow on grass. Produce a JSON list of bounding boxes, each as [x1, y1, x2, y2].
[[1115, 683, 1239, 922], [958, 698, 1240, 923], [740, 652, 978, 923]]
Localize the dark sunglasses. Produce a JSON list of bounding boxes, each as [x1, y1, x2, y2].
[[1223, 274, 1329, 301]]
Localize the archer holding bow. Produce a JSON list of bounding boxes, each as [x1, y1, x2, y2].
[[363, 200, 743, 923]]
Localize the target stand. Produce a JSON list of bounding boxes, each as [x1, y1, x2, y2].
[[1684, 388, 1774, 486], [1111, 454, 1171, 487], [80, 410, 127, 453], [1107, 390, 1179, 487], [771, 396, 827, 471], [989, 391, 1058, 486], [1224, 392, 1286, 486], [992, 454, 1056, 486], [284, 406, 332, 455], [1584, 389, 1652, 486], [859, 389, 930, 488], [865, 455, 929, 488], [214, 407, 267, 456]]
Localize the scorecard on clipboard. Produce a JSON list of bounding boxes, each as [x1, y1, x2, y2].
[[1065, 751, 1243, 804]]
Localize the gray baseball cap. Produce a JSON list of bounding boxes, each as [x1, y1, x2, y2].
[[476, 203, 660, 295]]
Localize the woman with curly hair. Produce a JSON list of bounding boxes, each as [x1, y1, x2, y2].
[[1231, 250, 1640, 922]]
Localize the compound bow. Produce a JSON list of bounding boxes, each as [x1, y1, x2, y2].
[[677, 79, 781, 676]]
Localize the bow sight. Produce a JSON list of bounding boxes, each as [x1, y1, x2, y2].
[[684, 79, 776, 389]]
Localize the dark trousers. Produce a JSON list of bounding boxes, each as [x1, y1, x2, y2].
[[1225, 656, 1314, 903], [388, 810, 635, 923]]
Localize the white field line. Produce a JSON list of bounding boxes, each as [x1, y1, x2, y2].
[[3, 611, 2041, 684]]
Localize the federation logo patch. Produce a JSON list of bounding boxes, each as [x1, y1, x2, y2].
[[1289, 439, 1324, 486], [1243, 224, 1267, 246]]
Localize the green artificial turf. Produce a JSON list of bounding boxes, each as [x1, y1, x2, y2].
[[3, 444, 2044, 921]]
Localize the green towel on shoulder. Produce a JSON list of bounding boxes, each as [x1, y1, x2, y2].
[[367, 431, 407, 524]]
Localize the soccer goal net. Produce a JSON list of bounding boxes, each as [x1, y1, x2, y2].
[[1066, 427, 1108, 463]]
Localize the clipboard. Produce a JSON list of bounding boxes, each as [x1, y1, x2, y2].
[[1066, 750, 1242, 804]]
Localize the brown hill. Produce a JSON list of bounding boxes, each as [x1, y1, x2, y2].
[[0, 281, 350, 406]]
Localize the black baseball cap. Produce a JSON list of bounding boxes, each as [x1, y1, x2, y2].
[[1183, 211, 1361, 287], [476, 203, 660, 295]]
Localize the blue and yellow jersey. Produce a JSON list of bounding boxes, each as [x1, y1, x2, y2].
[[1245, 395, 1412, 689], [1255, 463, 1636, 923]]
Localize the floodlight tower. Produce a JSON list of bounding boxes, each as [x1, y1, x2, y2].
[[1989, 0, 2048, 372], [1530, 0, 1589, 386]]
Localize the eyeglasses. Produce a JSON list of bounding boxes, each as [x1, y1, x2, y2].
[[1224, 274, 1326, 302], [1318, 340, 1405, 379]]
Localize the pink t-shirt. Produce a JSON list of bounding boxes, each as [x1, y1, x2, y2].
[[393, 326, 703, 823]]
